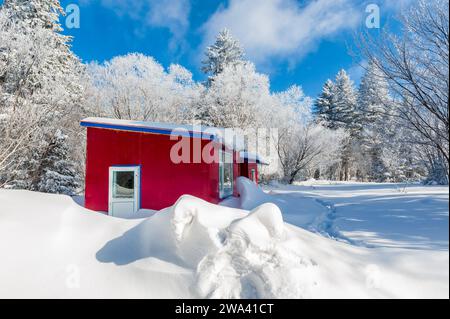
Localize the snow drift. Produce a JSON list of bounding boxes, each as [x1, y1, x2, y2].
[[0, 189, 448, 298], [236, 176, 270, 210], [173, 197, 318, 298], [98, 194, 317, 298]]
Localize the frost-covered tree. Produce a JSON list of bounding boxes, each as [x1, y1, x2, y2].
[[37, 130, 80, 195], [276, 123, 347, 184], [0, 1, 84, 190], [200, 62, 271, 128], [358, 60, 390, 124], [1, 0, 80, 96], [313, 79, 336, 127], [85, 53, 202, 124], [314, 70, 359, 132], [269, 85, 346, 183], [333, 70, 359, 132], [202, 29, 244, 79], [359, 0, 449, 184], [314, 70, 359, 180], [197, 29, 246, 123], [357, 60, 392, 181], [381, 121, 426, 182], [2, 0, 63, 29], [275, 90, 347, 184], [274, 85, 313, 125]]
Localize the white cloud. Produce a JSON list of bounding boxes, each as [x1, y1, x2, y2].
[[145, 0, 189, 33], [201, 0, 362, 66]]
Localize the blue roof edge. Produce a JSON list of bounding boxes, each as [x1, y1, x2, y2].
[[80, 120, 216, 140]]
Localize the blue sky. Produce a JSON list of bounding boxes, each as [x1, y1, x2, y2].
[[7, 0, 413, 97]]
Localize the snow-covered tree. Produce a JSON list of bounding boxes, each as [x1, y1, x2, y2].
[[269, 85, 345, 183], [0, 1, 84, 190], [1, 0, 80, 97], [200, 62, 271, 129], [313, 79, 336, 127], [37, 130, 80, 195], [358, 60, 390, 124], [274, 85, 313, 125], [372, 109, 429, 184], [314, 70, 360, 180], [359, 0, 449, 184], [357, 60, 392, 181], [85, 53, 202, 124], [275, 122, 347, 184], [333, 70, 359, 132], [314, 70, 359, 132], [2, 0, 63, 30], [202, 29, 244, 79]]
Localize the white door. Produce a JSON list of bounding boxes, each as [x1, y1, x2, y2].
[[108, 166, 140, 218]]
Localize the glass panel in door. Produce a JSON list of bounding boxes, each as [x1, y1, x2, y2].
[[113, 171, 135, 199]]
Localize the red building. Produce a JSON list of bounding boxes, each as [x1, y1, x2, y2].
[[81, 117, 267, 217]]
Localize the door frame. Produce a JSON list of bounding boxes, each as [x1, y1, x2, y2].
[[108, 165, 141, 216]]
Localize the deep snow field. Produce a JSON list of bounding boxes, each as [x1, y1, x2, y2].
[[0, 178, 448, 298]]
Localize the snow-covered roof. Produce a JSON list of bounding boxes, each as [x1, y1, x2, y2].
[[80, 117, 245, 151], [239, 151, 270, 165]]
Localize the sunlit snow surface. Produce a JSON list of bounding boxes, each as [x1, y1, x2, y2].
[[261, 180, 449, 251], [0, 179, 448, 298]]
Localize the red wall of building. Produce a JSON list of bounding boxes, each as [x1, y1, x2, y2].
[[239, 162, 259, 184], [84, 127, 222, 212]]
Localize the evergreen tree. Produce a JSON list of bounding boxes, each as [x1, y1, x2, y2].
[[357, 60, 391, 181], [358, 60, 390, 124], [0, 0, 83, 190], [202, 29, 244, 79], [314, 70, 359, 180], [313, 79, 336, 128], [314, 70, 359, 133], [197, 29, 245, 123], [37, 130, 79, 195], [333, 69, 359, 132], [333, 70, 358, 180], [1, 0, 80, 96]]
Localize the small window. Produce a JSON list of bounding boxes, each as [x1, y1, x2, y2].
[[219, 149, 233, 198]]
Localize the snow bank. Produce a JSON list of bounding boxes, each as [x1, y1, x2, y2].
[[236, 176, 271, 210], [1, 190, 314, 298], [0, 189, 448, 298], [233, 177, 329, 229], [195, 203, 319, 298], [170, 195, 245, 267], [164, 195, 317, 298]]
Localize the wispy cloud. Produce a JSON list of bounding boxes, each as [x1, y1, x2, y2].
[[200, 0, 362, 67]]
